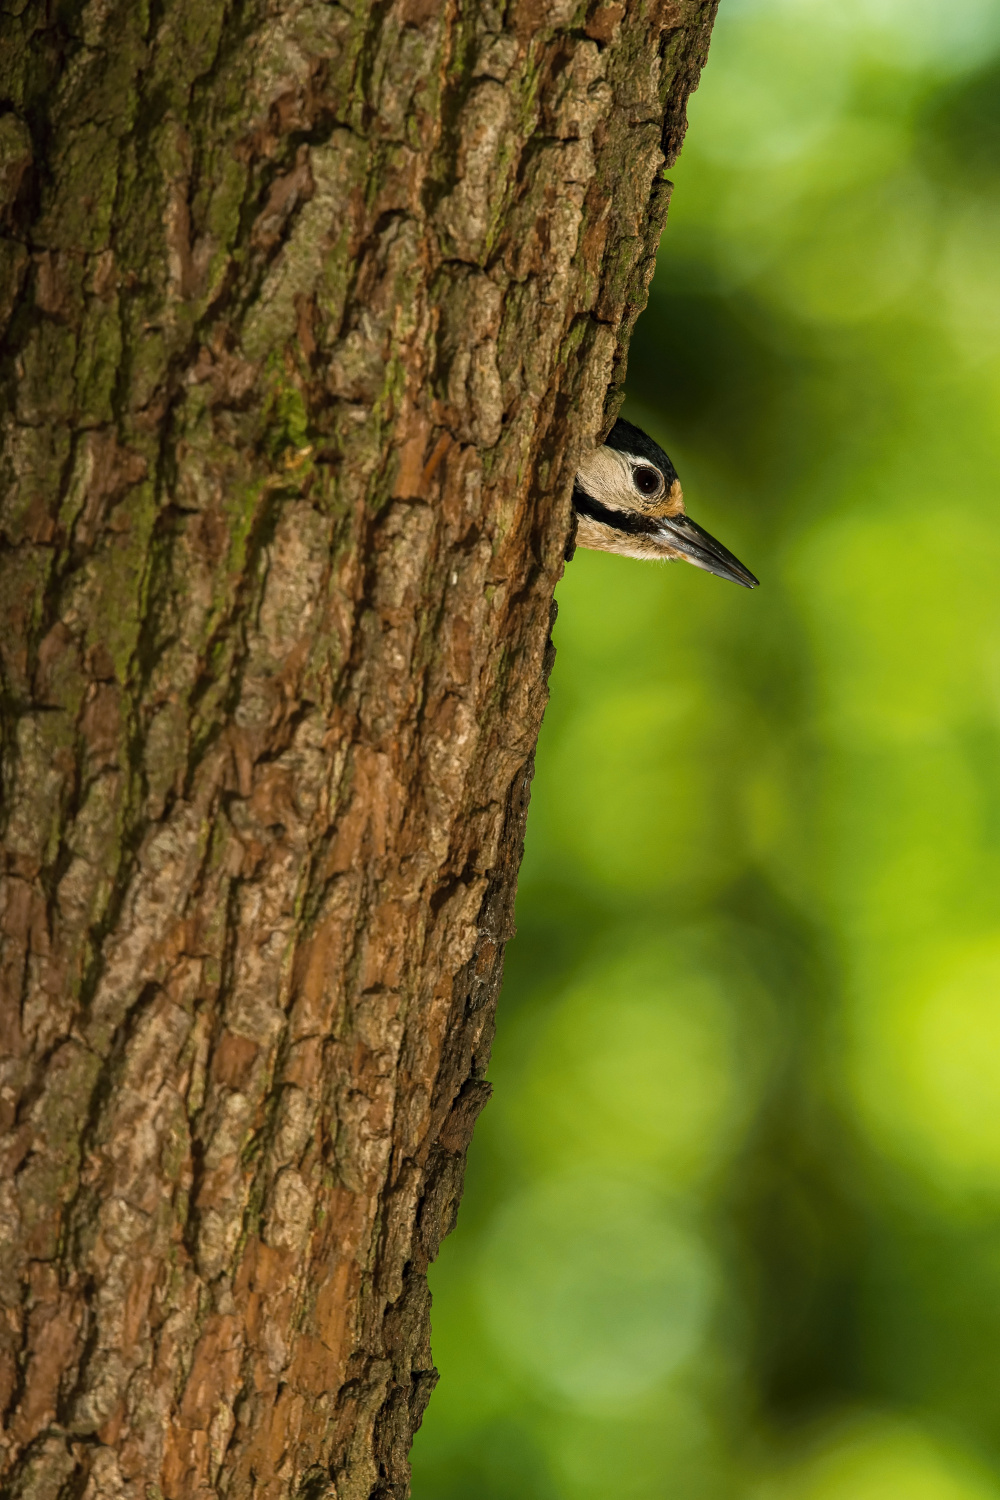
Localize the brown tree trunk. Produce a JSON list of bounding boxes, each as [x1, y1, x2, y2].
[[0, 3, 717, 1496]]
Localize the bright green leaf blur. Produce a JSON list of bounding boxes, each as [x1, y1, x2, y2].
[[412, 1, 1000, 1494]]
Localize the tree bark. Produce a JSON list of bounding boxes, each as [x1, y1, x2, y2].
[[0, 2, 717, 1496]]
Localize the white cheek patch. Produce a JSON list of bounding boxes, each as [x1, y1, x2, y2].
[[575, 445, 640, 510]]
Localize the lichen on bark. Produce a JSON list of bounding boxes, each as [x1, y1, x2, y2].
[[0, 1, 718, 1496]]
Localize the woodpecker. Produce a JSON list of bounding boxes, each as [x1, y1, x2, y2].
[[573, 417, 759, 588]]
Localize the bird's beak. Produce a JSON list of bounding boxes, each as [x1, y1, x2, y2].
[[656, 514, 759, 589]]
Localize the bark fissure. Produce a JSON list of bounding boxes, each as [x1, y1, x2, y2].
[[1, 1, 718, 1495]]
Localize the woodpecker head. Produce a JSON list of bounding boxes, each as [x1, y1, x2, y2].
[[573, 418, 759, 588]]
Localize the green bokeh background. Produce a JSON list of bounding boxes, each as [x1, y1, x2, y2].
[[411, 2, 1000, 1494]]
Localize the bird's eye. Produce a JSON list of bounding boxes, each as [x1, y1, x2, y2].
[[632, 465, 662, 498]]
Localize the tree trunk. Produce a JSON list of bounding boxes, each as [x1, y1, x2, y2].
[[0, 2, 717, 1496]]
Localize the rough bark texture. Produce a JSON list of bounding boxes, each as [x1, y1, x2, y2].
[[0, 2, 717, 1496]]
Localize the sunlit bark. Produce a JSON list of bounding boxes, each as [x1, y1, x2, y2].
[[0, 2, 717, 1495]]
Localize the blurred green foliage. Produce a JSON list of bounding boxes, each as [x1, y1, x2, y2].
[[411, 1, 1000, 1494]]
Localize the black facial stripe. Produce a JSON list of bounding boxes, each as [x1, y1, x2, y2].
[[573, 485, 662, 538], [574, 483, 759, 586]]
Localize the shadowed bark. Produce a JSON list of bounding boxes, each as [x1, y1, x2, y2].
[[0, 2, 718, 1496]]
